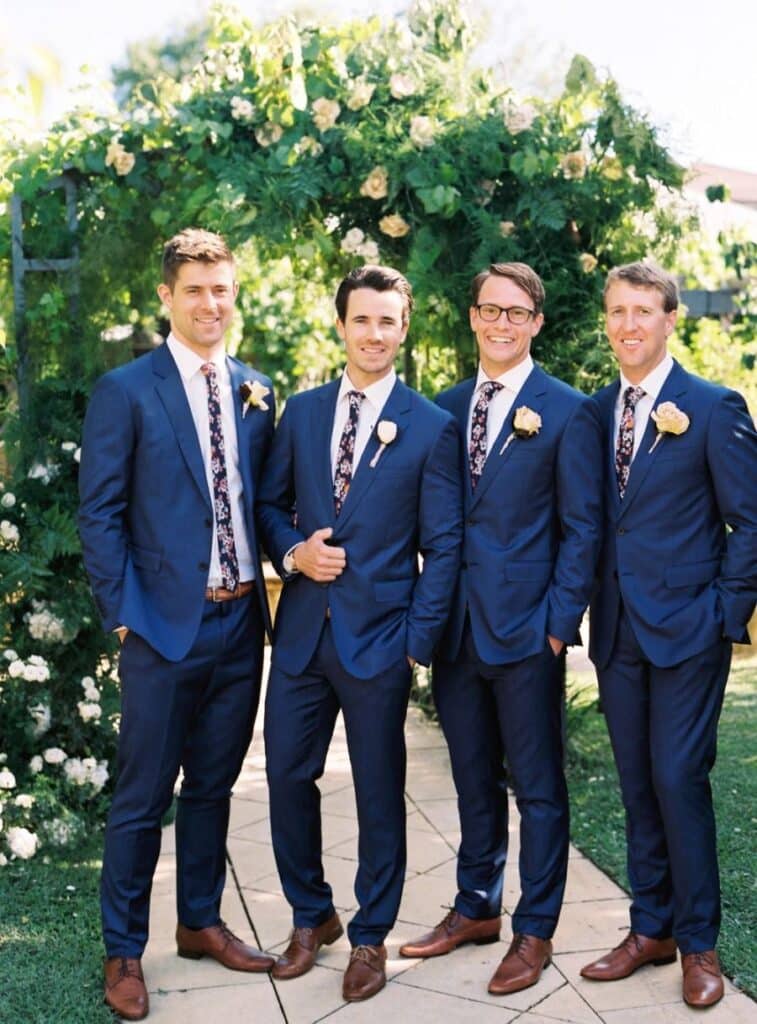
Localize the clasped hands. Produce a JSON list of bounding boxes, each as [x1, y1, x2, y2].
[[293, 527, 416, 668]]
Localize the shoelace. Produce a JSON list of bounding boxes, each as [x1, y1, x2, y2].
[[617, 931, 644, 955], [511, 933, 536, 963], [217, 920, 240, 946], [116, 958, 143, 980], [685, 951, 717, 972], [350, 945, 379, 965]]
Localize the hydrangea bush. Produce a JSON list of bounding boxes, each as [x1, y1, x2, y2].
[[0, 0, 692, 862]]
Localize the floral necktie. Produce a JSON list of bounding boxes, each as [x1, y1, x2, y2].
[[333, 390, 365, 516], [615, 385, 645, 499], [469, 380, 504, 490], [201, 362, 239, 590]]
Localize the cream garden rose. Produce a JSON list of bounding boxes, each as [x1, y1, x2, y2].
[[409, 115, 435, 148], [513, 406, 542, 435], [389, 73, 416, 98], [561, 151, 587, 180], [504, 101, 536, 134], [499, 220, 516, 237], [359, 166, 389, 200], [312, 97, 341, 131], [379, 214, 411, 238], [579, 253, 598, 273], [649, 402, 690, 452], [346, 77, 375, 111]]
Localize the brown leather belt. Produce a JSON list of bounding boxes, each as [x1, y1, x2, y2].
[[205, 581, 254, 602]]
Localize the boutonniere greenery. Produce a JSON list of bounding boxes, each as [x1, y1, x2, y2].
[[369, 419, 398, 468], [649, 401, 689, 453], [239, 380, 270, 416], [500, 405, 542, 454]]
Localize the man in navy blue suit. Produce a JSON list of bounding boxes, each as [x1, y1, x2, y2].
[[400, 262, 602, 995], [257, 265, 463, 1002], [79, 229, 276, 1021], [581, 262, 756, 1008]]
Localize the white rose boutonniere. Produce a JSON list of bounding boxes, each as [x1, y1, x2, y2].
[[239, 380, 270, 417], [500, 406, 542, 454], [649, 401, 690, 453], [369, 420, 398, 468]]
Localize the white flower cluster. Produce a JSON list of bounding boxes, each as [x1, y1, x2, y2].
[[45, 817, 77, 847], [63, 757, 109, 791], [28, 702, 51, 737], [25, 600, 67, 643], [6, 654, 51, 683], [340, 228, 379, 262], [27, 461, 58, 484], [5, 826, 38, 860], [0, 520, 19, 546], [0, 767, 16, 789], [230, 96, 256, 121], [0, 491, 16, 508], [77, 701, 102, 723]]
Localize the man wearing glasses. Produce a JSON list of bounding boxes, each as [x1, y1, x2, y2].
[[400, 262, 602, 996]]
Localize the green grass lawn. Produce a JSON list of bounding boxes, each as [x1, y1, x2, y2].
[[566, 656, 757, 997]]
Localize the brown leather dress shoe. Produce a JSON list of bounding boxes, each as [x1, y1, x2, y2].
[[488, 934, 552, 995], [103, 957, 149, 1021], [682, 950, 724, 1007], [271, 912, 344, 980], [176, 921, 274, 972], [580, 931, 677, 981], [342, 944, 387, 1001], [400, 909, 501, 958]]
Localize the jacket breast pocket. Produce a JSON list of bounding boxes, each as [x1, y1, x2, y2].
[[129, 544, 162, 573]]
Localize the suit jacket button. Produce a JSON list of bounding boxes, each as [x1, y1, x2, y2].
[[617, 527, 626, 535], [461, 561, 468, 569], [198, 561, 208, 570], [204, 518, 212, 528]]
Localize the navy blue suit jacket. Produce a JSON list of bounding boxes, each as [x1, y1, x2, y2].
[[78, 343, 275, 661], [436, 364, 603, 664], [589, 360, 757, 670], [256, 377, 463, 679]]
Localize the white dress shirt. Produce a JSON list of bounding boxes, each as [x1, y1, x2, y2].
[[329, 368, 397, 477], [468, 355, 535, 454], [167, 334, 254, 587], [613, 353, 674, 462]]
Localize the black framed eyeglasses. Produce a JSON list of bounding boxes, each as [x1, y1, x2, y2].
[[475, 303, 536, 324]]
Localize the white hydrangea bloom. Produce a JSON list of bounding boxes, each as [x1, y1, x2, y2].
[[78, 701, 102, 722], [7, 826, 39, 859], [43, 747, 67, 765], [14, 793, 34, 808], [0, 768, 16, 789], [29, 755, 43, 774]]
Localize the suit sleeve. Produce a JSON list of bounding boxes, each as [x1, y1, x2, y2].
[[256, 401, 307, 578], [547, 396, 604, 644], [707, 389, 757, 642], [77, 374, 134, 632], [406, 416, 464, 665]]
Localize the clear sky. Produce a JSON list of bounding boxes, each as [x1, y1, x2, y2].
[[2, 0, 755, 173]]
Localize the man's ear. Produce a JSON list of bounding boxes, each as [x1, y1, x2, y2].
[[157, 282, 172, 309]]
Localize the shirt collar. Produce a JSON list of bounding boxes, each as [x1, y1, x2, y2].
[[166, 333, 227, 383], [338, 368, 397, 410], [475, 354, 534, 393], [619, 352, 673, 403]]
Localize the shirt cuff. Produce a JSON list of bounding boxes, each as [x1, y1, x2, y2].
[[282, 544, 301, 574]]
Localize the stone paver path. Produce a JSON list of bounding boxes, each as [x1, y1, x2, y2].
[[143, 656, 756, 1023]]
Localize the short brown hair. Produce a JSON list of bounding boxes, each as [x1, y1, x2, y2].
[[161, 228, 235, 290], [470, 262, 546, 313], [604, 261, 679, 313], [335, 264, 414, 324]]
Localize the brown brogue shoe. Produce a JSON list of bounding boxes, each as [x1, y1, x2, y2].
[[682, 950, 724, 1008], [400, 909, 500, 958], [342, 944, 387, 1001], [271, 912, 344, 980], [176, 921, 274, 972], [103, 957, 149, 1021], [488, 934, 553, 995], [580, 931, 677, 981]]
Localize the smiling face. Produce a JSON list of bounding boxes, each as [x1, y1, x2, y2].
[[470, 275, 543, 378], [157, 259, 238, 360], [604, 281, 677, 384], [336, 287, 408, 389]]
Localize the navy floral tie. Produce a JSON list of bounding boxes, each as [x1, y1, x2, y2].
[[333, 390, 365, 516], [201, 362, 239, 590], [615, 385, 645, 499], [469, 381, 504, 489]]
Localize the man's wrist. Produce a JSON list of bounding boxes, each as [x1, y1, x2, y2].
[[283, 543, 302, 574]]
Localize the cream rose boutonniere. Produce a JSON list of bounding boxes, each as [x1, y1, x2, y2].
[[369, 420, 398, 468], [239, 380, 270, 416], [500, 406, 542, 454], [649, 401, 690, 453]]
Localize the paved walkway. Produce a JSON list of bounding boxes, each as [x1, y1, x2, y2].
[[143, 655, 756, 1023]]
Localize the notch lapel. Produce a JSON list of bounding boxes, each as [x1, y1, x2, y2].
[[471, 365, 549, 509], [152, 344, 211, 510], [313, 380, 341, 526], [619, 361, 688, 518], [335, 378, 412, 531]]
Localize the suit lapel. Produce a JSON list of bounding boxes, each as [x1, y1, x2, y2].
[[313, 380, 341, 525], [227, 358, 256, 521], [471, 365, 549, 509], [619, 360, 688, 518], [449, 379, 476, 498], [152, 344, 211, 509], [597, 382, 621, 515], [336, 378, 412, 531]]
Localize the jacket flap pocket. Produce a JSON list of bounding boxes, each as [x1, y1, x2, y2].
[[129, 544, 161, 573], [664, 558, 719, 588]]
